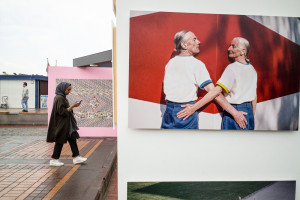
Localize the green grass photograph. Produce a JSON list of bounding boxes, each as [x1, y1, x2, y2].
[[127, 181, 274, 200]]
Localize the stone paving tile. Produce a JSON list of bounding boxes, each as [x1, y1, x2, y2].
[[0, 136, 104, 200]]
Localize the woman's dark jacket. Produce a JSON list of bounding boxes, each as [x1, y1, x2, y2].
[[47, 95, 72, 144]]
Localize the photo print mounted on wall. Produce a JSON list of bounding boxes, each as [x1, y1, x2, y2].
[[48, 67, 116, 137], [128, 181, 296, 200], [56, 79, 113, 127], [128, 11, 300, 130]]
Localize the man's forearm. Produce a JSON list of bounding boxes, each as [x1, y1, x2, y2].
[[211, 85, 238, 116], [215, 93, 237, 116], [191, 87, 220, 111]]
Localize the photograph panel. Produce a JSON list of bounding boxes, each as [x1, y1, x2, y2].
[[128, 181, 296, 200], [129, 11, 300, 130]]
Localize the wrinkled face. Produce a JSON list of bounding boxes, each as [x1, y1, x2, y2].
[[65, 86, 72, 95], [182, 32, 200, 55], [228, 38, 244, 60]]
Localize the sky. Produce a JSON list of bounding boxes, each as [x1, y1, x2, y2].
[[0, 0, 114, 76]]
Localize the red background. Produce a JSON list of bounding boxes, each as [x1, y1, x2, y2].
[[129, 12, 300, 114]]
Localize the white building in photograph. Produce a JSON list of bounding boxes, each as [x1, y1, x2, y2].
[[0, 75, 48, 109]]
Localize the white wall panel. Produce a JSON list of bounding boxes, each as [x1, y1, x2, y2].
[[0, 79, 36, 109], [117, 0, 300, 199]]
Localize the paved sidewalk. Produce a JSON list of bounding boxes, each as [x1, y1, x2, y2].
[[0, 134, 117, 200], [242, 181, 296, 200]]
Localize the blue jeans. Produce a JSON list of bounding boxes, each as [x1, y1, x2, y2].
[[21, 97, 29, 111], [221, 102, 254, 130], [161, 101, 198, 129]]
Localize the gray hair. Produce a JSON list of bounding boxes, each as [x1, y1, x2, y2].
[[174, 30, 189, 51], [234, 37, 251, 63]]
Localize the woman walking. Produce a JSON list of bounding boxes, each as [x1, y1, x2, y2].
[[47, 82, 87, 166]]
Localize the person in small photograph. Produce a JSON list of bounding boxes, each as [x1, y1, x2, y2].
[[47, 82, 87, 166], [162, 30, 247, 129], [21, 82, 29, 112], [177, 37, 257, 130]]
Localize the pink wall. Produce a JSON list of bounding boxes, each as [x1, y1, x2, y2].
[[48, 66, 117, 137]]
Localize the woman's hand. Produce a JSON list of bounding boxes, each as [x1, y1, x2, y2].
[[177, 104, 196, 120], [67, 100, 82, 112], [73, 100, 82, 107]]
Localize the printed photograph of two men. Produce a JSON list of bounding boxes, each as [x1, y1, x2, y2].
[[128, 11, 300, 130]]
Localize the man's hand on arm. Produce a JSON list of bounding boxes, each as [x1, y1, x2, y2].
[[177, 83, 219, 120], [177, 104, 197, 120]]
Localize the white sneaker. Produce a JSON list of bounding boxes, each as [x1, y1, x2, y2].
[[50, 159, 64, 166], [73, 156, 87, 164]]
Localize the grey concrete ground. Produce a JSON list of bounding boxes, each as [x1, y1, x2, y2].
[[0, 127, 47, 136], [243, 181, 296, 200]]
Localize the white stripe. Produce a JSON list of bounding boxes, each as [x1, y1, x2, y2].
[[130, 11, 158, 18], [255, 92, 299, 130], [247, 15, 300, 45], [128, 98, 223, 129], [129, 92, 299, 130]]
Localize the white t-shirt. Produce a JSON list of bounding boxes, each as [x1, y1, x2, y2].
[[217, 61, 257, 104], [163, 55, 212, 103]]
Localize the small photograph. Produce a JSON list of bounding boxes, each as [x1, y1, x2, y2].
[[40, 95, 48, 108], [128, 181, 296, 200], [128, 11, 300, 130]]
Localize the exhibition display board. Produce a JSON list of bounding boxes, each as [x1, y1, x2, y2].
[[117, 0, 300, 199], [48, 66, 117, 137]]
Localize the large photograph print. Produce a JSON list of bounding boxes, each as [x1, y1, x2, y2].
[[128, 11, 300, 130], [56, 79, 113, 127]]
